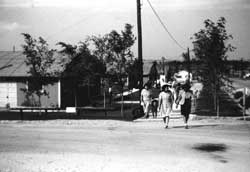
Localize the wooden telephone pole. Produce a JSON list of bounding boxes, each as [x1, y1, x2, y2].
[[137, 0, 143, 90], [187, 47, 191, 84]]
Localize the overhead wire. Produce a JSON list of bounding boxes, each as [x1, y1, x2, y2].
[[142, 3, 183, 59], [146, 0, 186, 50], [46, 15, 95, 41], [45, 8, 99, 41]]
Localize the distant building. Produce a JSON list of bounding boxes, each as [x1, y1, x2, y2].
[[0, 51, 99, 108], [0, 51, 61, 108]]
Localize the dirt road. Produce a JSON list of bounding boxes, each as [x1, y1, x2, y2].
[[0, 119, 249, 172]]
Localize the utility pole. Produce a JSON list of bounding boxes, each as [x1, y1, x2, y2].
[[187, 47, 191, 84], [137, 0, 143, 90]]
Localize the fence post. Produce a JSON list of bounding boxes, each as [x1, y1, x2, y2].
[[216, 97, 219, 118]]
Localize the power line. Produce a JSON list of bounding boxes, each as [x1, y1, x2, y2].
[[46, 15, 94, 41], [46, 10, 98, 41], [146, 0, 186, 50], [143, 9, 183, 59]]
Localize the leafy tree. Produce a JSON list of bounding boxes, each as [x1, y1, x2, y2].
[[106, 24, 136, 116], [128, 59, 141, 89], [89, 35, 109, 63], [191, 17, 235, 116], [21, 33, 55, 106], [57, 40, 105, 106], [90, 23, 136, 117], [88, 34, 111, 93], [57, 42, 77, 57]]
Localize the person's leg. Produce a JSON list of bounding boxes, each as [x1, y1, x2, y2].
[[165, 116, 169, 128], [165, 108, 171, 128], [142, 103, 147, 118], [183, 113, 188, 129], [153, 111, 156, 118], [185, 104, 191, 128], [185, 113, 190, 129], [185, 113, 189, 123], [163, 116, 166, 123], [144, 102, 150, 118], [181, 105, 188, 128]]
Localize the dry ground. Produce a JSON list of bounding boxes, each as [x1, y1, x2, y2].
[[0, 118, 249, 172]]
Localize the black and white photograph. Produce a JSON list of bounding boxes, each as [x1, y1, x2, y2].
[[0, 0, 250, 171]]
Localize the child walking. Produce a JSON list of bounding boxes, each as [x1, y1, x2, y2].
[[158, 84, 174, 128]]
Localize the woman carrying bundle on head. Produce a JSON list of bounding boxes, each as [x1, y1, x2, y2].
[[175, 84, 193, 129]]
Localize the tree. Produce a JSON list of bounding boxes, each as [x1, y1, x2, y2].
[[128, 59, 141, 89], [191, 17, 235, 116], [21, 33, 55, 106], [105, 24, 136, 117], [57, 40, 105, 106], [90, 23, 136, 117]]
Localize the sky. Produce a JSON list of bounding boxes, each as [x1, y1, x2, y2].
[[0, 0, 250, 60]]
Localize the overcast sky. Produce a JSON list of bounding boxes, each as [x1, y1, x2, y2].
[[0, 0, 250, 60]]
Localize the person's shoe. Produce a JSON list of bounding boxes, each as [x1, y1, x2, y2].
[[165, 125, 168, 129], [185, 125, 189, 129]]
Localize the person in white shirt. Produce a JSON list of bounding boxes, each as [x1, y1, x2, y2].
[[158, 84, 174, 128], [140, 84, 152, 118]]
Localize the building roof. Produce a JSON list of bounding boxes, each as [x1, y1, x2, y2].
[[0, 51, 29, 77], [0, 51, 68, 78], [0, 51, 159, 77]]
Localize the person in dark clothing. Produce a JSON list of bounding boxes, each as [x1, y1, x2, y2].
[[176, 84, 193, 129], [151, 99, 158, 118]]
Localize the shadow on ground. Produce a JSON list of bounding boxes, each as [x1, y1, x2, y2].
[[192, 143, 229, 163], [192, 143, 227, 152]]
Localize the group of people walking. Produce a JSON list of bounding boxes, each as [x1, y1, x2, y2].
[[140, 83, 193, 129]]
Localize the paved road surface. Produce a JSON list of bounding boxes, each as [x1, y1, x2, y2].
[[0, 119, 250, 172]]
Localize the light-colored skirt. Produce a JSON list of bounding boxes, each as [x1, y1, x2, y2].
[[160, 105, 172, 117]]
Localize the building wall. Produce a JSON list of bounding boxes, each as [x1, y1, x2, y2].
[[16, 81, 59, 107], [41, 82, 59, 107], [17, 82, 26, 106], [0, 82, 17, 107]]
